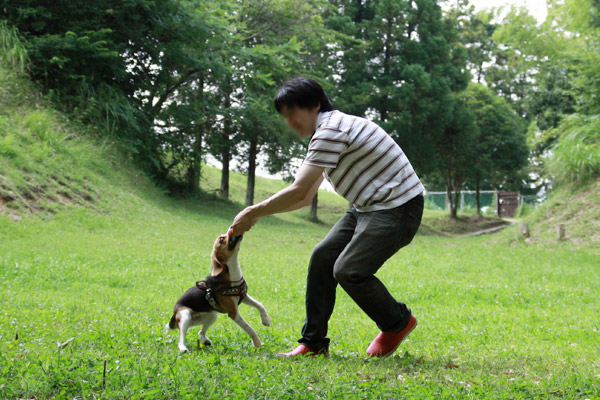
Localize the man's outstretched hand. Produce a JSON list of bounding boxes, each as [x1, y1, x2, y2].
[[231, 206, 259, 236]]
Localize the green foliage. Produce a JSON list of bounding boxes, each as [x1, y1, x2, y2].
[[546, 114, 600, 186], [3, 0, 600, 206], [329, 0, 470, 176], [461, 82, 529, 190], [444, 0, 496, 83], [0, 0, 216, 181], [0, 21, 28, 73]]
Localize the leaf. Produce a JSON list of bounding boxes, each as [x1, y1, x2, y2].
[[57, 337, 75, 348]]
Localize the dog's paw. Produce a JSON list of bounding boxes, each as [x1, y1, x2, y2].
[[253, 340, 262, 348], [178, 344, 190, 353], [202, 337, 213, 346], [261, 315, 271, 327]]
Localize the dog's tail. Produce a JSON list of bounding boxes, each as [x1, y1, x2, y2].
[[168, 313, 177, 329]]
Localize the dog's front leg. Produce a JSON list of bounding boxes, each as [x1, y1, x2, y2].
[[242, 294, 271, 326], [228, 309, 262, 347]]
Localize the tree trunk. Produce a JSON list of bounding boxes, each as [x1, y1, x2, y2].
[[475, 174, 481, 216], [380, 18, 393, 122], [245, 137, 257, 206], [310, 192, 318, 222], [445, 185, 454, 218], [447, 171, 463, 219], [189, 74, 205, 194], [452, 185, 460, 218], [220, 146, 230, 198], [220, 89, 232, 198]]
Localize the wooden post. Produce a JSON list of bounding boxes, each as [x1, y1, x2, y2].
[[520, 223, 529, 238], [557, 223, 565, 240]]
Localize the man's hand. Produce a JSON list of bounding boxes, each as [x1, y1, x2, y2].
[[231, 206, 260, 236]]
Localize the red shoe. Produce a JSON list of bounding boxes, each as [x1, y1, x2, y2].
[[366, 314, 418, 357], [276, 344, 329, 357]]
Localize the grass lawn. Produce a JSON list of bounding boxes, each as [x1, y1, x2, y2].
[[2, 50, 599, 399], [1, 183, 599, 400]]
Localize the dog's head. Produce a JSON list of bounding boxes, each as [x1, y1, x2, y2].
[[210, 231, 244, 277]]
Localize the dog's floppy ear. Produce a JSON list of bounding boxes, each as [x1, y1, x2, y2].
[[211, 252, 226, 277]]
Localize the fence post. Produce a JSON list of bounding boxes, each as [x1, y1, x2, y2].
[[557, 224, 565, 240], [520, 223, 529, 238]]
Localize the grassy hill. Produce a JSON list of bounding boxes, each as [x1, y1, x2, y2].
[[489, 178, 600, 249], [520, 178, 600, 247]]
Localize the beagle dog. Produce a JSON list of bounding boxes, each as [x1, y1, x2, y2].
[[165, 229, 270, 352]]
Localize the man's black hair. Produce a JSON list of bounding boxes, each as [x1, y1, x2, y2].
[[274, 77, 334, 114]]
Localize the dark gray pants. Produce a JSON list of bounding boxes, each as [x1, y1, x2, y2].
[[297, 193, 424, 353]]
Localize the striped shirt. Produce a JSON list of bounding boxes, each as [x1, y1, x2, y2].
[[303, 109, 426, 212]]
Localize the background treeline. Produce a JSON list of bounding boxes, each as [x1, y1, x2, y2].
[[1, 0, 598, 218]]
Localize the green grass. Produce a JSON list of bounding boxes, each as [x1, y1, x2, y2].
[[1, 181, 599, 399]]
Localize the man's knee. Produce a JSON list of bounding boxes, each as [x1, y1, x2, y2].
[[332, 257, 365, 284], [308, 241, 337, 275]]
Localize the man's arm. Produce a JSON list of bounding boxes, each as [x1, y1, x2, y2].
[[276, 171, 324, 213], [230, 163, 325, 235], [251, 163, 324, 217]]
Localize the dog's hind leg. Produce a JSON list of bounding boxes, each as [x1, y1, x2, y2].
[[178, 309, 192, 352], [242, 294, 271, 326], [198, 312, 218, 346], [228, 310, 262, 347]]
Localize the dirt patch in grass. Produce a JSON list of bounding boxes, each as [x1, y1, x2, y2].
[[0, 174, 101, 220], [419, 212, 509, 237]]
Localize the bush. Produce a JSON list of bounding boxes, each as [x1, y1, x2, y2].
[[546, 113, 600, 186], [0, 21, 28, 73]]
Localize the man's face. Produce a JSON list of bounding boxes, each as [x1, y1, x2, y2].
[[280, 104, 320, 138]]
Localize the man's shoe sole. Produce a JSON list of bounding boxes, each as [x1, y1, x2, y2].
[[276, 351, 330, 358]]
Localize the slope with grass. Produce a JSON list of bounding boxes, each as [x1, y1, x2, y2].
[[0, 59, 349, 229], [0, 60, 156, 221], [492, 178, 600, 249]]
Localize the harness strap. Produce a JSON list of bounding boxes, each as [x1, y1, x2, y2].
[[196, 277, 248, 313]]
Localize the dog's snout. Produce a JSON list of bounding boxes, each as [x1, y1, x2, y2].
[[227, 232, 243, 250]]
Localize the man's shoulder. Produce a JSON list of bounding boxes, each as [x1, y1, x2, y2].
[[318, 110, 365, 134]]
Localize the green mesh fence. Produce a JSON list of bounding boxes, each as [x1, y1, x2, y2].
[[424, 191, 543, 215], [424, 191, 498, 214]]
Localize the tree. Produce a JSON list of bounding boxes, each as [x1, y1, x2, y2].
[[227, 0, 333, 206], [443, 0, 496, 84], [0, 0, 227, 185], [461, 83, 529, 214], [328, 0, 470, 179], [435, 95, 478, 218]]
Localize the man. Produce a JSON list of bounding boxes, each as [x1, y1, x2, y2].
[[231, 77, 425, 358]]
